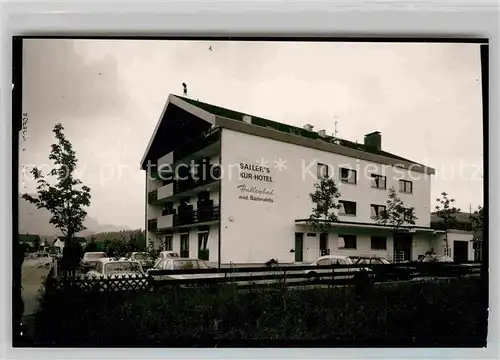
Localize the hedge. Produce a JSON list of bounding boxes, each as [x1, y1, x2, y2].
[[32, 277, 487, 346]]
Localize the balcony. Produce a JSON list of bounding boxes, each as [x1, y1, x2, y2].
[[158, 214, 174, 230], [148, 219, 158, 231], [174, 164, 221, 194], [158, 151, 174, 169], [158, 182, 174, 201], [174, 205, 220, 227], [173, 127, 220, 163], [147, 189, 158, 204]]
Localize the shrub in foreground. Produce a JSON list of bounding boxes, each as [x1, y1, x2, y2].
[[33, 277, 487, 346]]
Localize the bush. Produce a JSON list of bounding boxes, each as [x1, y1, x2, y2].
[[33, 277, 487, 346]]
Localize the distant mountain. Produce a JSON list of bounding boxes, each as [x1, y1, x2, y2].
[[18, 194, 130, 238]]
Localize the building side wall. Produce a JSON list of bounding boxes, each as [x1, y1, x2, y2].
[[220, 128, 433, 264], [434, 231, 474, 261]]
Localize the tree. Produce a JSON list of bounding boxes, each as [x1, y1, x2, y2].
[[105, 231, 131, 260], [307, 176, 341, 233], [84, 237, 99, 253], [22, 123, 91, 276], [146, 240, 163, 262], [470, 206, 484, 242], [377, 187, 418, 256], [435, 192, 461, 256], [33, 236, 40, 252]]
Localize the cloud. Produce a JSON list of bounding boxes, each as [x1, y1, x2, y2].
[[22, 39, 129, 122]]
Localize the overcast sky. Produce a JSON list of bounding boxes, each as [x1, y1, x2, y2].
[[20, 39, 484, 229]]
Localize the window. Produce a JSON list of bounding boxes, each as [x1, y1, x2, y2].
[[333, 258, 352, 265], [371, 236, 387, 250], [339, 200, 357, 216], [180, 233, 189, 257], [162, 202, 175, 216], [338, 235, 357, 249], [399, 180, 413, 194], [340, 168, 357, 184], [319, 233, 328, 250], [164, 234, 173, 251], [370, 174, 386, 189], [198, 232, 209, 250], [370, 204, 386, 219], [317, 163, 329, 179], [404, 208, 414, 222], [316, 258, 332, 266]]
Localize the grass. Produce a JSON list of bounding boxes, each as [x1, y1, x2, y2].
[[32, 276, 487, 346]]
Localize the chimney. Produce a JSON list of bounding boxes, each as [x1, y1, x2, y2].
[[364, 131, 382, 151], [242, 115, 252, 124], [318, 129, 326, 138], [303, 124, 314, 131]]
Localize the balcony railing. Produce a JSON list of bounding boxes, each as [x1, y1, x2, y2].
[[157, 214, 174, 230], [147, 189, 158, 204], [174, 164, 221, 194], [173, 127, 221, 163], [148, 219, 158, 231], [174, 205, 220, 227]]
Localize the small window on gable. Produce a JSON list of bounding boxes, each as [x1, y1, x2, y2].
[[317, 163, 329, 179]]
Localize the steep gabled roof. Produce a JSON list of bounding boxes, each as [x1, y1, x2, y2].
[[140, 95, 216, 169]]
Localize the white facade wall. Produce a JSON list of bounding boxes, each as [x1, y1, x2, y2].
[[220, 128, 433, 264], [171, 225, 219, 264], [434, 231, 474, 261]]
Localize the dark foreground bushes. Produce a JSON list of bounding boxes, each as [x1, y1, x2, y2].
[[33, 277, 487, 346]]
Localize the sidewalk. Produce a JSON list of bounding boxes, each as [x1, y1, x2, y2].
[[21, 261, 51, 339]]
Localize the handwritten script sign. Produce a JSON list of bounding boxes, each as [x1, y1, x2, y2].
[[237, 185, 274, 203]]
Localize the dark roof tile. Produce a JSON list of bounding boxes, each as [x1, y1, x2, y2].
[[176, 95, 422, 165]]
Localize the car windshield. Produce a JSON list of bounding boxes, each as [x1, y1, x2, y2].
[[105, 262, 141, 273], [134, 253, 147, 260], [380, 258, 391, 264], [84, 253, 106, 259], [341, 258, 353, 265]]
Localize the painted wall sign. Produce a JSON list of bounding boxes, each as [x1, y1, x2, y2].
[[236, 184, 274, 203], [239, 162, 273, 183]]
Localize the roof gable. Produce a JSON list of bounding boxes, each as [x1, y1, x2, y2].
[[140, 95, 216, 169]]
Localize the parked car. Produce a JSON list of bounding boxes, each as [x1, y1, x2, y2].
[[86, 258, 145, 279], [416, 254, 475, 276], [81, 251, 107, 272], [127, 252, 154, 270], [304, 255, 372, 281], [349, 255, 415, 281], [147, 258, 220, 283]]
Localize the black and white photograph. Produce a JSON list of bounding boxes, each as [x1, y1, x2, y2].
[[12, 38, 488, 347]]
